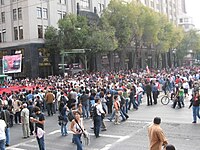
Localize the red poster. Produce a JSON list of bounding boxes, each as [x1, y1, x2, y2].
[[3, 54, 22, 74]]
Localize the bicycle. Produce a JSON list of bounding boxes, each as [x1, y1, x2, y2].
[[161, 92, 176, 105]]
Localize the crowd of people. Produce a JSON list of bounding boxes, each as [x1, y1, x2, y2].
[[0, 67, 200, 150]]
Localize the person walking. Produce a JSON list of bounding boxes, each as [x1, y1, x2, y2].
[[93, 97, 105, 137], [146, 82, 153, 106], [21, 103, 30, 138], [148, 117, 168, 150], [70, 111, 84, 150], [189, 91, 200, 123], [0, 118, 6, 150], [0, 106, 11, 147], [113, 95, 120, 125], [58, 102, 68, 136], [30, 106, 45, 150], [128, 86, 138, 110], [80, 91, 90, 119], [13, 96, 22, 124], [45, 90, 55, 116], [152, 83, 158, 105]]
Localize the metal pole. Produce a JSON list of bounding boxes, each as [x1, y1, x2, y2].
[[85, 54, 87, 71], [61, 52, 65, 75]]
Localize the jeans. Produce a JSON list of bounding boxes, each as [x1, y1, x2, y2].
[[153, 92, 158, 104], [37, 136, 45, 150], [14, 111, 21, 124], [179, 96, 184, 106], [82, 101, 90, 118], [108, 110, 116, 121], [137, 95, 142, 106], [5, 128, 10, 145], [61, 124, 68, 136], [192, 106, 200, 122], [125, 98, 129, 113], [73, 134, 82, 150], [0, 139, 5, 150], [46, 103, 53, 116], [93, 115, 101, 137], [128, 98, 138, 109], [120, 110, 126, 120], [147, 93, 153, 105]]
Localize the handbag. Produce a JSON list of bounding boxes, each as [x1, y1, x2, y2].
[[75, 119, 90, 145]]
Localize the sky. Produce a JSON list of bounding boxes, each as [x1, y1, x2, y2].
[[185, 0, 200, 29]]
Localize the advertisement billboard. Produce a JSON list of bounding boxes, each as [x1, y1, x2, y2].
[[2, 54, 22, 74]]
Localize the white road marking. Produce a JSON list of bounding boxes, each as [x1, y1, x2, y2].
[[8, 121, 151, 150], [6, 148, 26, 150], [100, 121, 151, 150], [48, 129, 125, 139], [6, 139, 36, 150]]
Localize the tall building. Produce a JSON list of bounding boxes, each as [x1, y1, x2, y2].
[[122, 0, 187, 25], [0, 0, 108, 77]]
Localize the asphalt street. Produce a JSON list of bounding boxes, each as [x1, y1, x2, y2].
[[6, 92, 200, 150]]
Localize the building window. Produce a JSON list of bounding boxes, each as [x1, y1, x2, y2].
[[57, 10, 62, 19], [2, 29, 6, 42], [18, 7, 22, 20], [150, 1, 154, 8], [145, 0, 148, 5], [156, 4, 160, 10], [185, 24, 189, 29], [58, 0, 66, 4], [13, 9, 17, 21], [184, 18, 189, 22], [63, 12, 66, 18], [44, 25, 48, 34], [80, 0, 90, 9], [98, 3, 105, 13], [1, 0, 4, 5], [98, 3, 101, 12], [38, 25, 43, 38], [19, 26, 23, 39], [14, 27, 18, 40], [37, 7, 42, 18], [43, 8, 48, 19], [1, 12, 5, 23]]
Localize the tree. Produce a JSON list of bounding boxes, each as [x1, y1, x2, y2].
[[44, 26, 59, 75], [58, 14, 89, 50], [86, 16, 118, 53], [177, 29, 200, 65]]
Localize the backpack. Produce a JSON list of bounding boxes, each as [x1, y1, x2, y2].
[[60, 95, 67, 104], [90, 105, 98, 118], [67, 110, 74, 122]]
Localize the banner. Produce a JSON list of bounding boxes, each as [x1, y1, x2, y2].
[[2, 54, 22, 74]]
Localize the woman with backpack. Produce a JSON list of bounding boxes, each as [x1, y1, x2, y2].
[[58, 102, 69, 136]]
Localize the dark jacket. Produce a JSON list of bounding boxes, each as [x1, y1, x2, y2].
[[189, 96, 200, 108], [1, 109, 11, 128]]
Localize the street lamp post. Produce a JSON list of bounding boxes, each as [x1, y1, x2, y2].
[[172, 49, 176, 68]]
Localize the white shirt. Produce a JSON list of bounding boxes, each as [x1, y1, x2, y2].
[[183, 82, 189, 89], [21, 108, 30, 124], [0, 119, 6, 140], [95, 103, 105, 116]]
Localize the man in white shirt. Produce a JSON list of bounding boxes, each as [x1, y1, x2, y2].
[[21, 103, 30, 138], [93, 96, 105, 138], [0, 118, 6, 150]]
